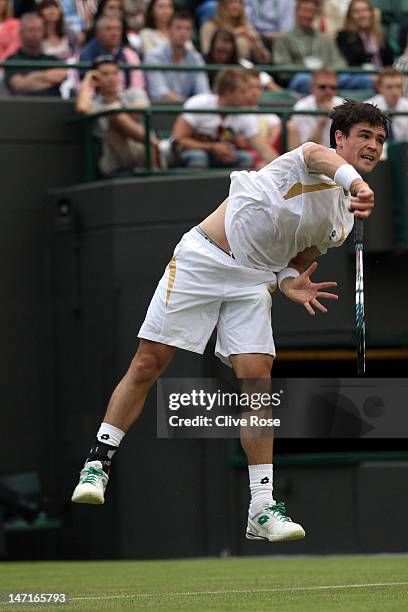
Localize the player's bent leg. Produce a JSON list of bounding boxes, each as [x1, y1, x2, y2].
[[104, 339, 176, 431], [71, 340, 175, 505], [230, 353, 305, 542]]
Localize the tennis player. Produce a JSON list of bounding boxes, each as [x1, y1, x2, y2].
[[72, 101, 388, 542]]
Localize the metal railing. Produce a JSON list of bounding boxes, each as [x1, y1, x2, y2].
[[0, 60, 394, 74], [66, 106, 408, 181]]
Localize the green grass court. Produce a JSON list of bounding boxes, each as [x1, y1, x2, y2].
[[1, 556, 407, 611]]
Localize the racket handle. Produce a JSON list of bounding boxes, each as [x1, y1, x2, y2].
[[354, 218, 364, 243]]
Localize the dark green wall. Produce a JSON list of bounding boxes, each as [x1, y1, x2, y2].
[[0, 98, 83, 513]]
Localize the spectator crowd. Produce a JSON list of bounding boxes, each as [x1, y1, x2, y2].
[[1, 0, 408, 174]]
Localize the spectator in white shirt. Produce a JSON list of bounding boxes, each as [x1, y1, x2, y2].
[[290, 68, 344, 148], [235, 69, 281, 167], [172, 68, 278, 168], [367, 68, 408, 143]]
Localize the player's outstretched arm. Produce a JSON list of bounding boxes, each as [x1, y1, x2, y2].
[[280, 262, 338, 316]]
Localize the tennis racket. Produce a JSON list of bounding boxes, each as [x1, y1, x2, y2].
[[354, 219, 366, 375]]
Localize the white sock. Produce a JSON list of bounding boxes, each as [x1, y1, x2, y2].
[[96, 422, 126, 447], [248, 464, 274, 516]]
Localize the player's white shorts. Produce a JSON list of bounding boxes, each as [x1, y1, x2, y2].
[[138, 227, 277, 366]]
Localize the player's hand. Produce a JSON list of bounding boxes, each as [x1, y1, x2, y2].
[[280, 262, 338, 316], [349, 179, 374, 219]]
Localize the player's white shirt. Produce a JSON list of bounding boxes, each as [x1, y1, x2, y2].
[[366, 94, 408, 140], [225, 142, 355, 272], [291, 95, 344, 147], [182, 93, 260, 140]]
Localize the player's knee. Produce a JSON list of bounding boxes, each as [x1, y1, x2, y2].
[[128, 351, 164, 385], [233, 354, 273, 379], [245, 361, 272, 379]]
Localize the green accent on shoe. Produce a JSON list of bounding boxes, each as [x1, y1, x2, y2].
[[81, 466, 107, 486], [264, 501, 293, 523], [257, 515, 270, 525]]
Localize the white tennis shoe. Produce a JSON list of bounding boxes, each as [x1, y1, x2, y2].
[[246, 501, 306, 542], [71, 461, 108, 505]]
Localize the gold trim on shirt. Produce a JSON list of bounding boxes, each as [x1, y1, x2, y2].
[[283, 182, 340, 200], [333, 224, 345, 244]]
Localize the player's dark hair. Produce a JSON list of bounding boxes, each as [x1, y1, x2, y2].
[[329, 100, 390, 148]]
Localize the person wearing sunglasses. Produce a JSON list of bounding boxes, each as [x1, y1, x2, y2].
[[290, 68, 344, 148]]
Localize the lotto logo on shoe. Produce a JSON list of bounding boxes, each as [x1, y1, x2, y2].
[[100, 434, 110, 440], [257, 515, 270, 525], [260, 477, 270, 484]]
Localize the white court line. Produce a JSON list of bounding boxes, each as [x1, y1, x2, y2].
[[71, 581, 408, 601]]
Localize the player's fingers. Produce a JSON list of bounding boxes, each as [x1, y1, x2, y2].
[[316, 291, 338, 300], [312, 298, 327, 313], [315, 281, 337, 289], [349, 200, 374, 212], [354, 209, 373, 219], [303, 261, 318, 277], [353, 191, 373, 202], [304, 302, 315, 316]]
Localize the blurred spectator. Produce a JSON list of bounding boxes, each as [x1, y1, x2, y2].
[[273, 0, 346, 94], [79, 14, 145, 93], [0, 0, 20, 61], [290, 68, 344, 147], [273, 0, 374, 93], [187, 0, 216, 28], [320, 0, 351, 38], [171, 68, 278, 168], [76, 54, 159, 175], [76, 0, 99, 38], [246, 0, 296, 50], [124, 0, 146, 54], [204, 28, 239, 88], [144, 9, 209, 102], [5, 12, 67, 96], [204, 29, 281, 92], [38, 0, 80, 59], [59, 0, 85, 36], [200, 0, 269, 63], [86, 0, 127, 44], [205, 27, 238, 65], [367, 68, 408, 142], [139, 0, 174, 56], [336, 0, 395, 71], [238, 68, 281, 166]]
